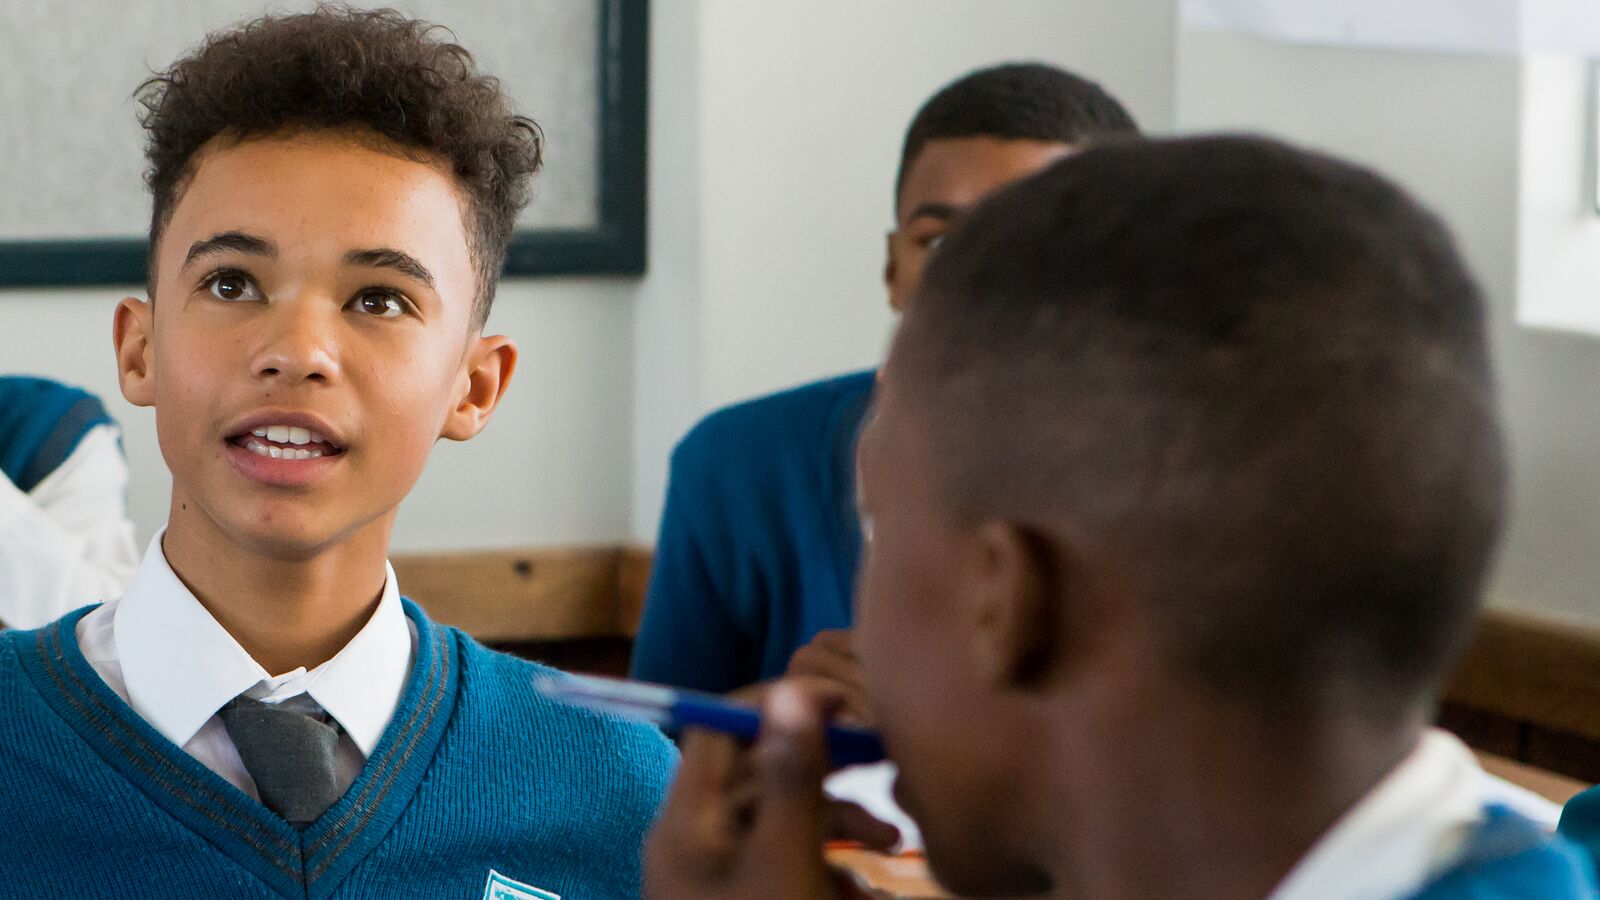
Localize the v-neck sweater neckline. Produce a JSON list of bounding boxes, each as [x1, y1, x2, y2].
[[14, 598, 460, 898]]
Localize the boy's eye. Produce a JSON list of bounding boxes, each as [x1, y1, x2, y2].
[[207, 272, 263, 302], [352, 290, 406, 319], [900, 227, 947, 252]]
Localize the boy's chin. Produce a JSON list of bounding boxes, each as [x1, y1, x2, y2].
[[904, 775, 1053, 898], [230, 525, 358, 562], [923, 836, 1053, 899], [175, 499, 385, 564]]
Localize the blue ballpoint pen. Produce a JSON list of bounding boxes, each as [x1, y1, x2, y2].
[[535, 673, 887, 769]]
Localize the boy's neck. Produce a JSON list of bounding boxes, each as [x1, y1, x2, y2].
[[1033, 692, 1424, 900], [160, 503, 394, 676]]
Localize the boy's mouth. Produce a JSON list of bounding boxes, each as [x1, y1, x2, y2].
[[227, 424, 346, 460]]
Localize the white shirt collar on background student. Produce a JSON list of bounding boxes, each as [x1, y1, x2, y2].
[[1270, 728, 1560, 900], [75, 531, 415, 800]]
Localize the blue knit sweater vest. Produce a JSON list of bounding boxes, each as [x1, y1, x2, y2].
[[0, 601, 676, 898], [1408, 804, 1597, 897], [631, 369, 874, 692]]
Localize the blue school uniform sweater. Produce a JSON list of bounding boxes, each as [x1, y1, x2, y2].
[[1558, 783, 1600, 875], [1408, 804, 1596, 898], [0, 375, 114, 492], [0, 600, 676, 899], [631, 370, 875, 692]]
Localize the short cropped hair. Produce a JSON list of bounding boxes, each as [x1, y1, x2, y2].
[[894, 62, 1139, 208], [898, 136, 1505, 723], [137, 4, 542, 327]]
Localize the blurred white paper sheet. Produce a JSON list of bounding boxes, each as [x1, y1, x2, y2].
[[1524, 0, 1600, 54], [1181, 0, 1600, 57], [825, 761, 925, 853]]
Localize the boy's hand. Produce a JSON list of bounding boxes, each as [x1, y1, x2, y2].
[[644, 683, 890, 900], [783, 629, 872, 726], [729, 630, 871, 727]]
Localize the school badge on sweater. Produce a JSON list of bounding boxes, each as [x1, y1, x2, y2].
[[484, 869, 560, 900]]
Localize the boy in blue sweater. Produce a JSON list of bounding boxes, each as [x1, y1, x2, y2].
[[631, 63, 1140, 708], [0, 9, 673, 898], [1559, 787, 1600, 871], [644, 138, 1597, 898]]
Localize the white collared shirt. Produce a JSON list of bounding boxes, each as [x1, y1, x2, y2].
[[75, 532, 415, 800], [0, 424, 139, 628], [819, 731, 1560, 868], [1269, 728, 1553, 900]]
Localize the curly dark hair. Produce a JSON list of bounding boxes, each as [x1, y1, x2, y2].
[[137, 4, 542, 326]]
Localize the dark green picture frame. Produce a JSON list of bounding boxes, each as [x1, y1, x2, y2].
[[0, 0, 648, 288]]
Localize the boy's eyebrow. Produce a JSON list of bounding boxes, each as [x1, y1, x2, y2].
[[184, 231, 277, 267], [345, 247, 436, 289], [906, 202, 963, 223]]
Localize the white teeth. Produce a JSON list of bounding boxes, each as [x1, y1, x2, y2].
[[241, 438, 324, 461], [246, 425, 328, 446]]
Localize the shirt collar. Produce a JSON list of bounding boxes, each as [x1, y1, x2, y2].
[[114, 531, 414, 756], [1269, 728, 1488, 900]]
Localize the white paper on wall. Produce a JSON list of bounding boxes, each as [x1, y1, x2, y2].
[[1522, 0, 1600, 55], [1181, 0, 1600, 57]]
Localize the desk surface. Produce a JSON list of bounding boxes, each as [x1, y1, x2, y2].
[[827, 848, 949, 899], [1475, 750, 1591, 805]]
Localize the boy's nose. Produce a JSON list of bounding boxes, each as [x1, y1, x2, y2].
[[252, 302, 341, 385]]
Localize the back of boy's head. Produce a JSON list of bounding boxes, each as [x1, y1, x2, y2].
[[137, 4, 541, 328], [894, 62, 1139, 207], [896, 135, 1505, 725]]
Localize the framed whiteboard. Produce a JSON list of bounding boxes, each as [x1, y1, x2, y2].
[[0, 0, 647, 287]]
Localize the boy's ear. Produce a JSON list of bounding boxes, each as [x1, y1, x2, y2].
[[440, 334, 518, 441], [968, 520, 1068, 690], [113, 296, 156, 408], [883, 232, 904, 313]]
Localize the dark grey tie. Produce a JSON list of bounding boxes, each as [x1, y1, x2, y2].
[[219, 695, 342, 827]]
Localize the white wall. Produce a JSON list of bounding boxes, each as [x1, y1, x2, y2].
[[1501, 56, 1600, 627], [629, 0, 705, 543], [1176, 29, 1600, 627], [392, 280, 636, 553], [630, 0, 1181, 540], [1516, 56, 1600, 337], [696, 0, 1178, 409]]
